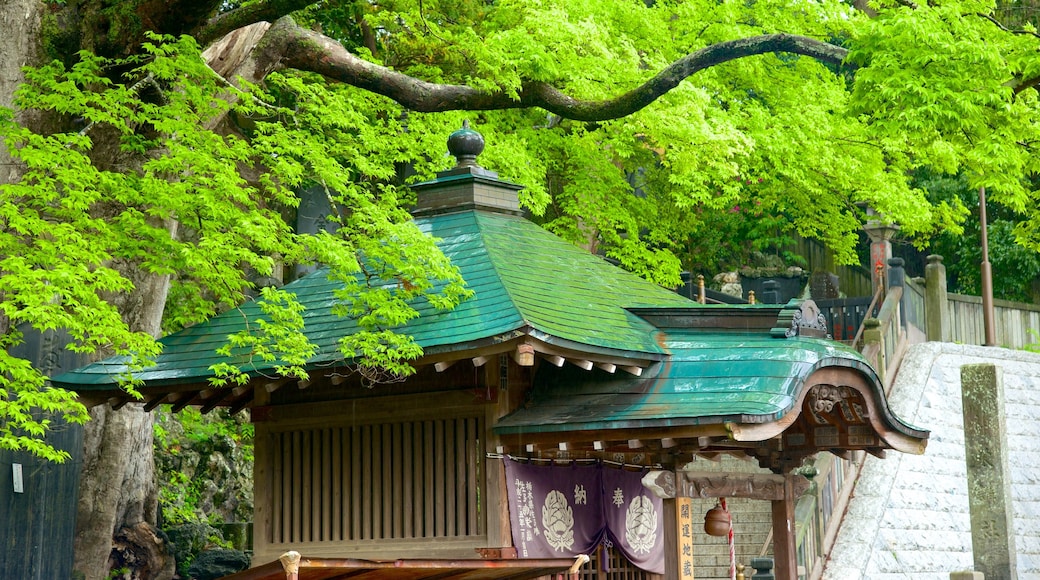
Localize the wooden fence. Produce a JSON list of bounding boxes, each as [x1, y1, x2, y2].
[[947, 294, 1040, 349]]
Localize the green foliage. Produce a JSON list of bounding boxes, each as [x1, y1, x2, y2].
[[11, 0, 1040, 459], [0, 34, 469, 459], [916, 171, 1040, 303], [847, 0, 1040, 247], [1026, 329, 1040, 353]]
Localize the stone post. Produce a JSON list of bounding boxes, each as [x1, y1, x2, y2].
[[925, 255, 949, 342], [887, 257, 905, 290], [750, 557, 775, 580], [863, 219, 900, 292], [762, 280, 781, 305], [961, 364, 1015, 580]]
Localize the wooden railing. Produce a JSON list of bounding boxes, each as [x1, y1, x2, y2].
[[794, 453, 857, 580], [795, 261, 911, 580]]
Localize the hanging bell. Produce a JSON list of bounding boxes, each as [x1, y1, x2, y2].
[[704, 501, 731, 537]]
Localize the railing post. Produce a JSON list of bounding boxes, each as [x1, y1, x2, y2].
[[924, 255, 949, 342], [863, 318, 883, 379], [887, 257, 906, 328]]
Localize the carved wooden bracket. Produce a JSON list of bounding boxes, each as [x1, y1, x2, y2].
[[643, 470, 810, 501]]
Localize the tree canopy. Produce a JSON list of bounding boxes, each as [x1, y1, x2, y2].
[[3, 0, 1040, 459]]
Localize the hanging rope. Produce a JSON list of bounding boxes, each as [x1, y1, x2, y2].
[[721, 497, 736, 580]]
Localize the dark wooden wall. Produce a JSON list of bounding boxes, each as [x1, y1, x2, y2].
[[1, 326, 89, 580], [0, 417, 83, 580]]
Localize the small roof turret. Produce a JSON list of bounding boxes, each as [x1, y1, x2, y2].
[[411, 122, 523, 216]]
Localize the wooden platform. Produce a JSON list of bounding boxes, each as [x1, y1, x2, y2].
[[220, 552, 588, 580]]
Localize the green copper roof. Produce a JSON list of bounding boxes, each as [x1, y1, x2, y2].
[[494, 331, 875, 433], [52, 209, 694, 389]]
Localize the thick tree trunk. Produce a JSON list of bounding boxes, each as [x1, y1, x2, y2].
[[76, 407, 166, 580], [74, 257, 174, 580], [1, 3, 172, 579], [0, 0, 39, 187]]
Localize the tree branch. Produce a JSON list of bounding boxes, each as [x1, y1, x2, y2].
[[195, 0, 317, 47], [246, 17, 849, 122]]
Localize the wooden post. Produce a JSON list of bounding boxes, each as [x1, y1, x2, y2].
[[279, 551, 301, 580], [486, 354, 518, 549], [770, 474, 798, 580], [862, 318, 884, 379], [675, 498, 696, 579], [252, 384, 273, 565]]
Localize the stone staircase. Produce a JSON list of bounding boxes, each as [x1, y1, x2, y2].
[[684, 457, 777, 579]]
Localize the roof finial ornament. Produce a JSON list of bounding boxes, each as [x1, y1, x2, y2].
[[447, 120, 485, 169]]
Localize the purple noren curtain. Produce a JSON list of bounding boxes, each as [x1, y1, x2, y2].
[[504, 459, 664, 574]]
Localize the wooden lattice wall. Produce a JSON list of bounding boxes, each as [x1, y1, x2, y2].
[[267, 415, 486, 545]]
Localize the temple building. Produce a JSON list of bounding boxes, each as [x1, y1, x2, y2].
[[53, 125, 928, 580]]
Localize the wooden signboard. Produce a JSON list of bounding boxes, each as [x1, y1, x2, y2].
[[677, 497, 695, 579]]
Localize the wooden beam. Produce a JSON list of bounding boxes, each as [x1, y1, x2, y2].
[[595, 362, 617, 373], [231, 385, 252, 398], [620, 365, 643, 376], [265, 378, 289, 393], [227, 393, 254, 415], [170, 391, 198, 412], [594, 441, 605, 451], [570, 359, 594, 371], [514, 344, 535, 367], [143, 393, 175, 412], [199, 388, 219, 399], [329, 374, 348, 386], [296, 379, 312, 389], [558, 442, 569, 451], [108, 397, 129, 411], [661, 438, 678, 449], [525, 444, 538, 453], [628, 439, 643, 449], [434, 360, 456, 372], [472, 356, 489, 367], [545, 355, 565, 367], [200, 390, 229, 414], [662, 471, 811, 501]]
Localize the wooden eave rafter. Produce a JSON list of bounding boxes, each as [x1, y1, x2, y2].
[[420, 331, 658, 373], [75, 328, 656, 415]]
